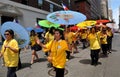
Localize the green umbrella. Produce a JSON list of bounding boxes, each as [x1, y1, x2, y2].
[[38, 20, 60, 28], [58, 28, 64, 31]]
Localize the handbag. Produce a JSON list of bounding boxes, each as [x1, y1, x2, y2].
[[33, 44, 42, 51]]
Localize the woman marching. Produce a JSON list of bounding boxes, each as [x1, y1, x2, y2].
[[38, 29, 68, 77], [100, 29, 108, 56], [0, 29, 19, 77], [87, 27, 101, 65], [29, 30, 40, 64]]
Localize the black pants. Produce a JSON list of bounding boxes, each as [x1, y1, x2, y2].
[[7, 67, 17, 77], [90, 49, 100, 64], [81, 39, 86, 49], [101, 44, 108, 55], [17, 49, 22, 70], [66, 50, 70, 59], [107, 38, 112, 51], [55, 67, 64, 77]]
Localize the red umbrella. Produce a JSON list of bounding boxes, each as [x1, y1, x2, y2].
[[69, 26, 78, 31], [96, 19, 110, 24]]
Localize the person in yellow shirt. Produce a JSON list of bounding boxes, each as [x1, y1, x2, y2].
[[106, 27, 113, 53], [38, 29, 68, 77], [100, 29, 108, 56], [87, 27, 101, 65], [44, 27, 55, 57], [30, 30, 41, 64], [80, 29, 88, 49], [0, 29, 19, 77], [64, 28, 74, 59]]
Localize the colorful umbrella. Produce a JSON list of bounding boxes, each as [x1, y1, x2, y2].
[[38, 20, 60, 28], [77, 20, 96, 28], [1, 22, 30, 48], [34, 28, 44, 33], [96, 19, 110, 24], [47, 10, 86, 25], [69, 26, 78, 31], [26, 27, 44, 32], [26, 27, 34, 31]]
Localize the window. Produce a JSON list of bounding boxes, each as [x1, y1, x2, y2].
[[21, 0, 28, 5], [50, 4, 54, 12], [38, 0, 43, 9]]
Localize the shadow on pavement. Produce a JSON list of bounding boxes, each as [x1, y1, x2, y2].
[[79, 59, 91, 64], [79, 59, 102, 66], [37, 58, 47, 63], [111, 49, 117, 52], [17, 62, 31, 70], [99, 53, 108, 58]]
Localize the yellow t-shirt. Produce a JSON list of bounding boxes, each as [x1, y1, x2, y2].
[[100, 33, 108, 44], [107, 30, 113, 37], [30, 35, 39, 46], [45, 32, 54, 43], [87, 33, 101, 50], [44, 40, 68, 68], [81, 32, 87, 39], [65, 32, 74, 44], [1, 39, 19, 67]]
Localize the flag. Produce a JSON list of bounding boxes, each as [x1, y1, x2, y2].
[[35, 22, 41, 28], [61, 3, 69, 10], [13, 19, 18, 23]]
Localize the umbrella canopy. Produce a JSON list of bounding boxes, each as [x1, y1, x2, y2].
[[77, 20, 96, 28], [1, 22, 29, 48], [34, 28, 44, 33], [26, 27, 44, 32], [96, 19, 110, 24], [26, 27, 34, 31], [38, 20, 60, 28], [47, 10, 86, 25], [69, 26, 78, 31]]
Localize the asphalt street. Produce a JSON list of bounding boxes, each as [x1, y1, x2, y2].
[[0, 33, 120, 77]]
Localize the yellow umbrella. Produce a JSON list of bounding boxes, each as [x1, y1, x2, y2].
[[77, 20, 96, 28]]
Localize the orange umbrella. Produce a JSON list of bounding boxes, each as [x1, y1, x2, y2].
[[96, 19, 110, 24]]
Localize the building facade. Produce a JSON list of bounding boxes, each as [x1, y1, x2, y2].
[[0, 0, 64, 26], [101, 0, 109, 19], [0, 0, 63, 43], [74, 0, 101, 20], [108, 8, 113, 21], [0, 0, 109, 43]]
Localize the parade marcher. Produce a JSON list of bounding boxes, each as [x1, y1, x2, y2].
[[71, 30, 79, 53], [100, 29, 108, 56], [44, 27, 55, 57], [64, 28, 73, 60], [0, 29, 19, 77], [106, 27, 113, 53], [29, 30, 41, 64], [87, 27, 101, 65], [80, 29, 88, 49], [38, 29, 68, 77], [44, 27, 55, 67]]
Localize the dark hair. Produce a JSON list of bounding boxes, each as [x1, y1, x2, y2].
[[49, 27, 55, 35], [54, 29, 65, 40], [5, 29, 14, 38], [30, 30, 36, 36]]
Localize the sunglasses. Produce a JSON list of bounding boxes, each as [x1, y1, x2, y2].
[[4, 33, 10, 36]]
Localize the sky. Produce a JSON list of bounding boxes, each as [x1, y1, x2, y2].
[[110, 0, 120, 25]]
